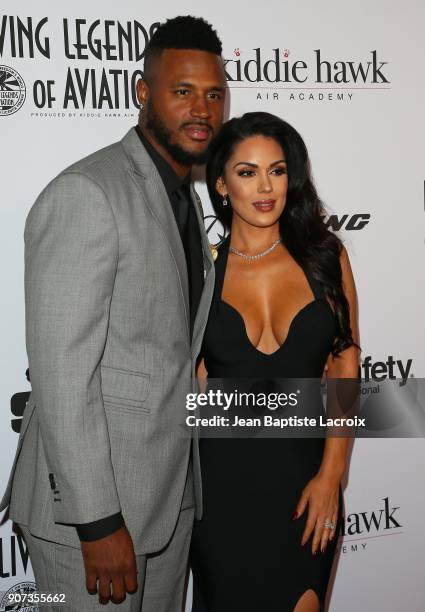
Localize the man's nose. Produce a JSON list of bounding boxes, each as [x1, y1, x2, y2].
[[190, 95, 211, 119]]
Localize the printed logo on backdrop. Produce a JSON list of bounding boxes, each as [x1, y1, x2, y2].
[[0, 582, 38, 612], [224, 47, 390, 103], [0, 16, 391, 116], [324, 213, 370, 232], [338, 497, 403, 556], [0, 532, 35, 611], [355, 356, 424, 437], [9, 393, 30, 434], [0, 16, 159, 119], [204, 212, 370, 244], [204, 215, 226, 246], [0, 65, 26, 115], [359, 355, 414, 386]]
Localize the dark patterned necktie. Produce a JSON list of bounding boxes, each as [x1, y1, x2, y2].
[[174, 183, 203, 339]]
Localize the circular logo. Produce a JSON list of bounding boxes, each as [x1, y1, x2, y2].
[[0, 65, 26, 116], [204, 214, 226, 245], [0, 581, 39, 612]]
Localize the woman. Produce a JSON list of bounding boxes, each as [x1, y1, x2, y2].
[[190, 112, 360, 612]]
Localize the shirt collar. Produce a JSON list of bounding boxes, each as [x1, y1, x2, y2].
[[134, 125, 190, 196]]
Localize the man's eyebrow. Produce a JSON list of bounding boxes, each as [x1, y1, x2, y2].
[[232, 159, 286, 169], [171, 81, 226, 91], [171, 81, 193, 88]]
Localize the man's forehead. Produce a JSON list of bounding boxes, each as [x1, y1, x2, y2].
[[156, 48, 225, 81]]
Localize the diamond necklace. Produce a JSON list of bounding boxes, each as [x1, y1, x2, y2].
[[229, 238, 282, 261]]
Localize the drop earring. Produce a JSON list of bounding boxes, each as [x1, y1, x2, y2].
[[222, 195, 229, 206]]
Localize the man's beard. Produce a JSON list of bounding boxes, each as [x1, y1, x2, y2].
[[145, 105, 215, 166]]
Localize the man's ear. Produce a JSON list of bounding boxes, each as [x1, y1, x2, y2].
[[136, 79, 149, 107], [215, 176, 227, 197]]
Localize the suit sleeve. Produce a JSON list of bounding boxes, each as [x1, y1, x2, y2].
[[75, 512, 125, 541], [24, 171, 122, 525]]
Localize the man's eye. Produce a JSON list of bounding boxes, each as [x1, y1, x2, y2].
[[208, 92, 221, 100], [176, 89, 189, 95]]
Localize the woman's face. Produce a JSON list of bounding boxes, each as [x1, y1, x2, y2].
[[217, 135, 288, 229]]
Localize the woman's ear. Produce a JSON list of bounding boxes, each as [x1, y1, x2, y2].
[[215, 176, 227, 197]]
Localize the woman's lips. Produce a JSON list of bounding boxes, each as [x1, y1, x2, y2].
[[252, 199, 276, 212], [183, 125, 211, 141]]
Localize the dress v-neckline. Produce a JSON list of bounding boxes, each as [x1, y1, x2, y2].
[[219, 298, 321, 357], [217, 236, 322, 358]]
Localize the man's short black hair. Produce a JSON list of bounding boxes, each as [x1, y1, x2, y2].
[[144, 15, 222, 80]]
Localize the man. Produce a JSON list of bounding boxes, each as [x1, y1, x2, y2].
[[0, 16, 226, 611]]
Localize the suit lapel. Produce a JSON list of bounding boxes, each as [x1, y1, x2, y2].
[[190, 185, 215, 358], [121, 128, 190, 336]]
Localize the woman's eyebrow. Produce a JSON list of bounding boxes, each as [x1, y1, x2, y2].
[[232, 159, 286, 169], [233, 162, 258, 169]]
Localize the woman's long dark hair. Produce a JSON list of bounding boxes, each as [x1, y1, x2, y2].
[[206, 111, 358, 357]]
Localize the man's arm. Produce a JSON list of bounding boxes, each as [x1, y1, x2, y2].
[[25, 172, 139, 603], [25, 171, 121, 525]]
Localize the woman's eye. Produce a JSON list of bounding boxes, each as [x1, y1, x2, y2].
[[176, 89, 189, 96], [271, 166, 287, 175], [237, 169, 255, 177]]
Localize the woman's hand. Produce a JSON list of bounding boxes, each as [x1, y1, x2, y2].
[[293, 472, 340, 555]]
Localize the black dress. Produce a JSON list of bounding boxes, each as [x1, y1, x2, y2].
[[190, 236, 343, 612]]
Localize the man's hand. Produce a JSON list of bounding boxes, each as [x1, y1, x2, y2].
[[81, 526, 138, 605]]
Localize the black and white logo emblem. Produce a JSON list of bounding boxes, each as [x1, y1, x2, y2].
[[204, 214, 226, 245], [0, 66, 26, 116], [0, 580, 38, 611]]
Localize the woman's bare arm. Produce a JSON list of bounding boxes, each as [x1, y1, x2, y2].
[[319, 245, 360, 482]]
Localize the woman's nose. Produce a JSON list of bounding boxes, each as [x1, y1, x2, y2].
[[258, 174, 273, 193]]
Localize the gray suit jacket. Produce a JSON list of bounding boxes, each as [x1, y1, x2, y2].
[[0, 127, 214, 554]]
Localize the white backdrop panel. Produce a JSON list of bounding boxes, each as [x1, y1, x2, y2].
[[1, 1, 424, 610]]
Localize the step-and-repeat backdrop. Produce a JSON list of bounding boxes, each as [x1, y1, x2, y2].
[[1, 1, 424, 610]]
